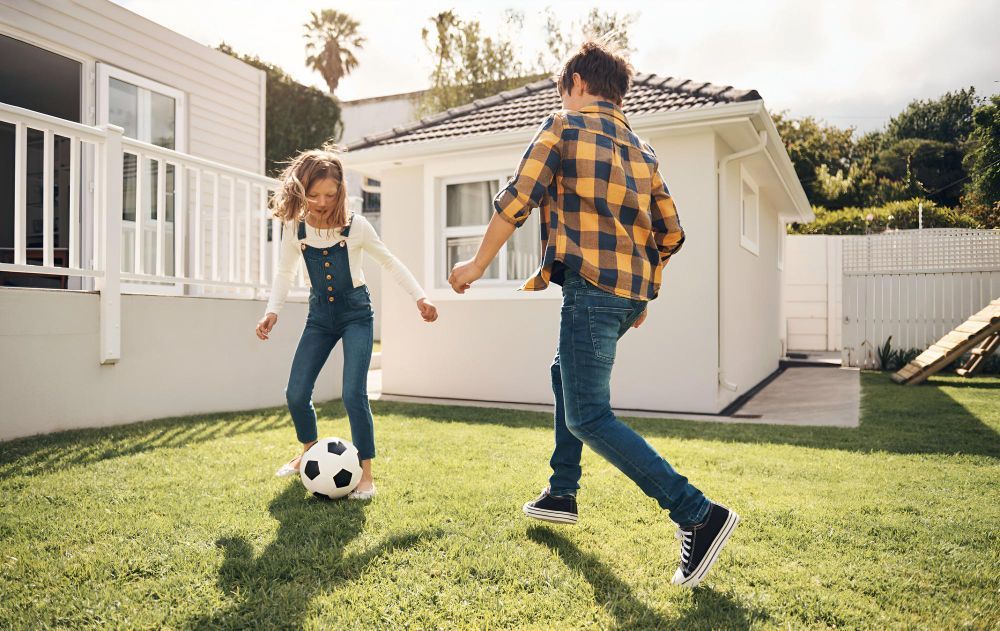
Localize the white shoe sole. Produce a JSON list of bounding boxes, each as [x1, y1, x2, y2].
[[275, 464, 299, 478], [672, 511, 740, 588], [523, 503, 578, 525], [348, 487, 376, 500]]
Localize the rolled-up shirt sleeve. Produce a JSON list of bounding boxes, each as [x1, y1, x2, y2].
[[493, 113, 563, 228], [650, 165, 685, 264]]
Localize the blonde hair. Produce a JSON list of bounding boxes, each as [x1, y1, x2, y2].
[[270, 146, 348, 232]]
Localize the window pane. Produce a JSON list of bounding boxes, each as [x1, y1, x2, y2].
[[507, 209, 540, 281], [150, 91, 176, 149], [446, 236, 498, 280], [108, 78, 138, 139], [446, 181, 494, 227], [122, 153, 137, 222]]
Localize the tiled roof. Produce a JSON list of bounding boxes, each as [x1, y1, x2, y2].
[[346, 73, 761, 151]]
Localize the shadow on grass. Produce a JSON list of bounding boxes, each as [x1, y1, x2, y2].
[[187, 483, 440, 630], [0, 407, 293, 478], [527, 526, 766, 630], [371, 373, 1000, 459]]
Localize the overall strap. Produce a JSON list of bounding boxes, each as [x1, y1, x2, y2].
[[297, 220, 306, 240], [340, 212, 355, 238]]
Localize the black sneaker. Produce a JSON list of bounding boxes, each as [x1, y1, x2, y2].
[[522, 487, 578, 524], [671, 503, 740, 587]]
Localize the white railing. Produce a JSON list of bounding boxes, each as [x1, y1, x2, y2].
[[841, 229, 1000, 368], [0, 102, 301, 363]]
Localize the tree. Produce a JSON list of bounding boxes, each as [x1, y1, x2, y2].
[[539, 8, 637, 71], [304, 10, 365, 94], [875, 138, 966, 207], [771, 112, 866, 208], [218, 44, 342, 175], [884, 87, 980, 145], [419, 10, 538, 115], [963, 94, 1000, 211]]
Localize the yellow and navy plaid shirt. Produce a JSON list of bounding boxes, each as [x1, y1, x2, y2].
[[494, 101, 685, 301]]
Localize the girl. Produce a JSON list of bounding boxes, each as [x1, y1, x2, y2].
[[256, 148, 436, 499]]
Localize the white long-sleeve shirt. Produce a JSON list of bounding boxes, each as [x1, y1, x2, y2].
[[265, 213, 426, 315]]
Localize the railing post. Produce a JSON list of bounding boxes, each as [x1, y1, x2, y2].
[[97, 124, 124, 365]]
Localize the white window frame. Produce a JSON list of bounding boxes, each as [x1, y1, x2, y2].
[[739, 165, 760, 256], [97, 63, 187, 295], [437, 172, 539, 289], [96, 63, 187, 151]]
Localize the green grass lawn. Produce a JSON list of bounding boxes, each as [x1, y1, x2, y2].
[[1, 373, 998, 629]]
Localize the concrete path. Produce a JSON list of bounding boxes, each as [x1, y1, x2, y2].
[[367, 365, 860, 428], [732, 367, 860, 427]]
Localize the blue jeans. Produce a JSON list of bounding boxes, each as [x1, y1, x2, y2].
[[548, 270, 710, 527], [285, 286, 375, 459]]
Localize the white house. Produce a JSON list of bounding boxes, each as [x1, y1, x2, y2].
[[345, 75, 813, 414], [340, 89, 427, 341], [0, 0, 340, 440]]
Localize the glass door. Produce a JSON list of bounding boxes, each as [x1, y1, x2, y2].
[[97, 63, 185, 294]]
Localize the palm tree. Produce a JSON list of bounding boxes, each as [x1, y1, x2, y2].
[[304, 10, 365, 94]]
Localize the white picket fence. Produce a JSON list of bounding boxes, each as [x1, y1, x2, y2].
[[0, 102, 302, 363], [840, 229, 1000, 368]]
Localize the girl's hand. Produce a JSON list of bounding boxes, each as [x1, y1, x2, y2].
[[256, 313, 278, 340], [417, 298, 438, 323]]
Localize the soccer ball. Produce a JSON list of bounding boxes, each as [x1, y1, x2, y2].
[[299, 437, 362, 499]]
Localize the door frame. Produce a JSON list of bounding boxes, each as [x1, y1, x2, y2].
[[97, 62, 187, 295]]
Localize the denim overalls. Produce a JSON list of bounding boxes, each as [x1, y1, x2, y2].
[[284, 215, 376, 459]]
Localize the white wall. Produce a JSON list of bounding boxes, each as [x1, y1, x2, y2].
[[340, 94, 420, 146], [378, 130, 724, 413], [716, 136, 784, 409], [783, 235, 843, 351], [1, 0, 265, 173], [0, 288, 342, 441]]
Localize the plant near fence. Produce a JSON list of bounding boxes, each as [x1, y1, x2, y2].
[[875, 336, 998, 374]]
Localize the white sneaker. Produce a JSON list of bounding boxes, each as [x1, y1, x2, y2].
[[348, 484, 377, 500], [275, 457, 300, 478]]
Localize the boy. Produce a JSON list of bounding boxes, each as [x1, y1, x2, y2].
[[448, 40, 739, 587]]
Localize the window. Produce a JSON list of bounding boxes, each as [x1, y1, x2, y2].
[[740, 166, 759, 256], [441, 176, 540, 285], [361, 176, 381, 214], [98, 63, 185, 286]]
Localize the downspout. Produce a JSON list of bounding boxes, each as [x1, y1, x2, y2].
[[717, 128, 768, 393]]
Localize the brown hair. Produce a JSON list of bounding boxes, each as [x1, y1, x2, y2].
[[556, 39, 634, 105], [270, 146, 348, 232]]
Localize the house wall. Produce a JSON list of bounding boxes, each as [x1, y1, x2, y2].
[[0, 288, 342, 441], [1, 0, 266, 173], [716, 136, 785, 410], [378, 129, 724, 413], [784, 235, 843, 351]]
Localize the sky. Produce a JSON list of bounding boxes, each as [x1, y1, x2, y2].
[[113, 0, 1000, 133]]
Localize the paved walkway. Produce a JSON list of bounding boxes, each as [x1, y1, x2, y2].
[[367, 366, 860, 428]]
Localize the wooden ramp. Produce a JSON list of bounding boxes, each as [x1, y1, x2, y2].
[[892, 299, 1000, 385]]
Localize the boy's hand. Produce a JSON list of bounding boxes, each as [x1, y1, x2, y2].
[[448, 259, 485, 294], [417, 298, 438, 322], [632, 309, 648, 328]]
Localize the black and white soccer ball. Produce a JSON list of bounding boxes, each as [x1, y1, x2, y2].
[[299, 437, 362, 499]]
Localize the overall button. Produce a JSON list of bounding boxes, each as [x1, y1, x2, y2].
[[327, 286, 333, 292], [326, 274, 332, 280], [340, 241, 346, 248], [300, 244, 306, 251], [322, 249, 329, 255], [328, 296, 334, 302], [324, 261, 330, 268]]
